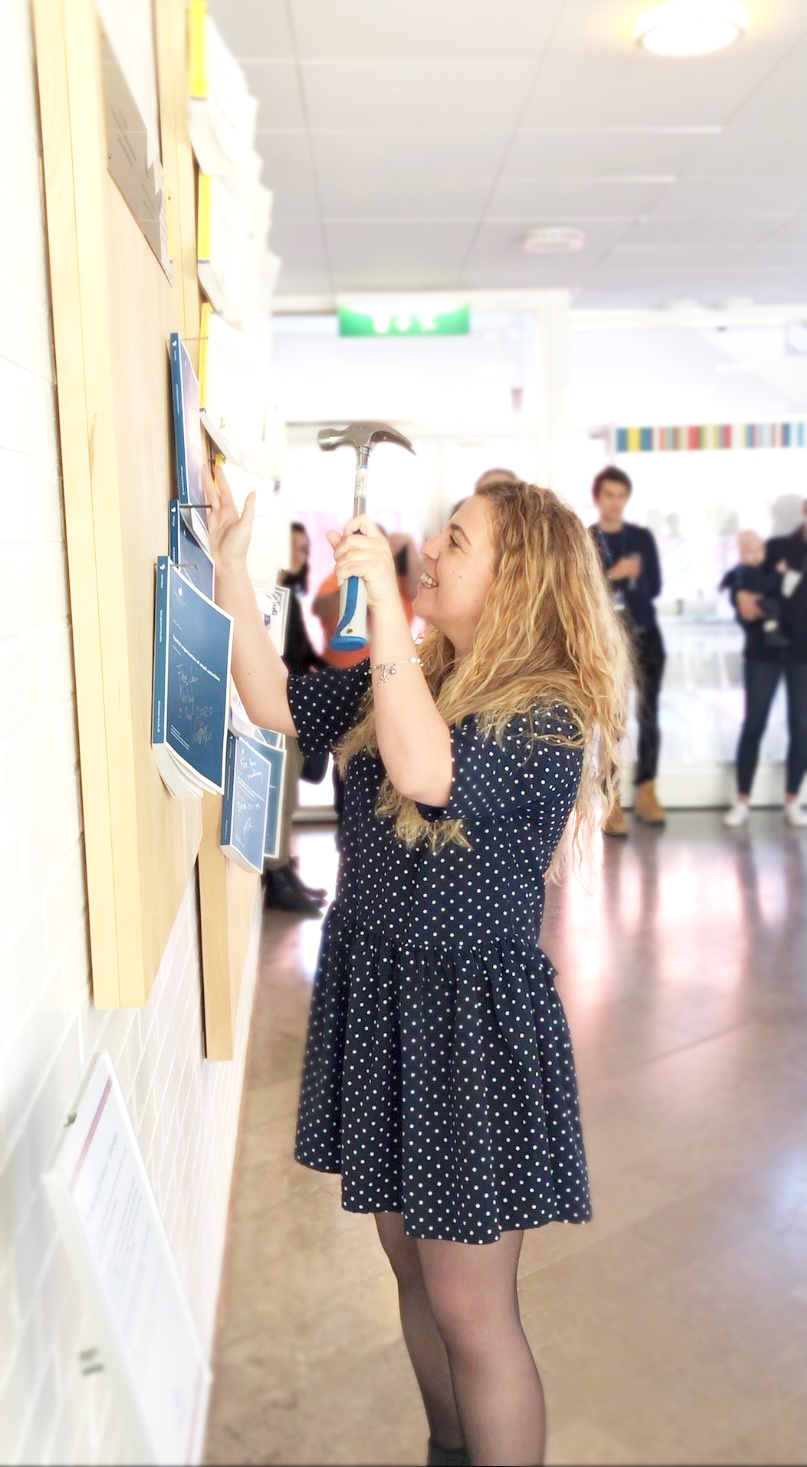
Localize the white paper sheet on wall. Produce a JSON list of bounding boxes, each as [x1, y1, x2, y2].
[[96, 0, 161, 170], [44, 1053, 211, 1467]]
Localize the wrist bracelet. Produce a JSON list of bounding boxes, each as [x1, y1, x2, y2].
[[372, 656, 423, 684]]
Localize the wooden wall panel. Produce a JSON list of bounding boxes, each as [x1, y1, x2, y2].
[[33, 0, 259, 1030]]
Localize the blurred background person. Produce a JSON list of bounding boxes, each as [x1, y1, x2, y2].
[[314, 526, 422, 838], [449, 468, 519, 519], [590, 465, 667, 836], [474, 466, 520, 491], [264, 522, 330, 914], [723, 500, 807, 829]]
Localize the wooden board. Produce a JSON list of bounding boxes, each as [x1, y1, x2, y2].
[[33, 0, 259, 1027]]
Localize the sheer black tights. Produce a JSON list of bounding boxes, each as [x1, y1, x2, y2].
[[375, 1213, 545, 1467]]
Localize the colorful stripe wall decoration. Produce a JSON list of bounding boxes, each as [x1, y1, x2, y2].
[[615, 422, 807, 452]]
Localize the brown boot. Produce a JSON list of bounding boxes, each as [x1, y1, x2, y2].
[[603, 797, 630, 837], [634, 779, 666, 826]]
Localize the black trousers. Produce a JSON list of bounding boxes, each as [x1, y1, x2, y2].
[[632, 624, 666, 785], [737, 659, 807, 797]]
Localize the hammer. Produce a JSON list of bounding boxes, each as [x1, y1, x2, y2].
[[318, 422, 415, 650]]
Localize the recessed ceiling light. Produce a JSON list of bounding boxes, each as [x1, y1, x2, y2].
[[634, 1, 748, 56], [522, 226, 585, 255]]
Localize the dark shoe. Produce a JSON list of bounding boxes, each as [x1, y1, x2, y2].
[[426, 1442, 468, 1467], [264, 867, 324, 916], [288, 856, 327, 901]]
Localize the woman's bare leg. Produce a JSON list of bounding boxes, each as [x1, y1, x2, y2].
[[416, 1229, 545, 1467], [374, 1212, 465, 1453]]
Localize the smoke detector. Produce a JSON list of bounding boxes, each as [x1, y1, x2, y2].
[[522, 226, 585, 255]]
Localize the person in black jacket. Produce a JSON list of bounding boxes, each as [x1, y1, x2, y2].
[[590, 466, 666, 835], [723, 503, 807, 829], [264, 522, 330, 914]]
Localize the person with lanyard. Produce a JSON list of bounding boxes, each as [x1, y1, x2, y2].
[[590, 465, 667, 836], [723, 498, 807, 828], [205, 463, 629, 1467]]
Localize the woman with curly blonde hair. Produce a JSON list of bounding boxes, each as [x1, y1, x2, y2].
[[208, 468, 630, 1467]]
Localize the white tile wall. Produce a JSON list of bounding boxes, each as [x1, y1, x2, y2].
[[0, 3, 260, 1461]]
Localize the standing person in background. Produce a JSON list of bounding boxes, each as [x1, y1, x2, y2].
[[264, 522, 329, 915], [590, 465, 667, 836], [448, 468, 520, 522], [474, 467, 520, 492], [723, 500, 807, 829], [314, 528, 422, 838]]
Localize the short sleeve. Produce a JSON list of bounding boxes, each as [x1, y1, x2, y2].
[[417, 707, 582, 825], [287, 661, 371, 755]]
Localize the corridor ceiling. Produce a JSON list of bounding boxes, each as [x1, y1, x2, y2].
[[207, 0, 807, 307]]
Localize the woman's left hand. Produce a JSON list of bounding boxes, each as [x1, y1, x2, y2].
[[327, 515, 400, 609]]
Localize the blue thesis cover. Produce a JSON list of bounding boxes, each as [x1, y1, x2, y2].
[[242, 734, 287, 860], [169, 333, 209, 550], [169, 499, 214, 599], [220, 732, 272, 873], [152, 557, 233, 797]]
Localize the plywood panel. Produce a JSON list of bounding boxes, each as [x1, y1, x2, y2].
[[33, 0, 259, 1026]]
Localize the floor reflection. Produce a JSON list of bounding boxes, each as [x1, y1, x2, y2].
[[206, 812, 807, 1467]]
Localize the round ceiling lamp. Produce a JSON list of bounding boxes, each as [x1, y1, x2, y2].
[[634, 1, 748, 55]]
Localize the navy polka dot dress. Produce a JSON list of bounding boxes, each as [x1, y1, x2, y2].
[[287, 663, 592, 1244]]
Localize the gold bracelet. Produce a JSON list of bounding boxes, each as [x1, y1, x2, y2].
[[372, 656, 423, 684]]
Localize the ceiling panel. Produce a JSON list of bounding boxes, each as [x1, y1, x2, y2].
[[266, 174, 321, 224], [317, 173, 492, 222], [729, 34, 807, 127], [520, 0, 804, 129], [761, 213, 807, 244], [595, 244, 749, 274], [502, 129, 716, 179], [288, 0, 565, 61], [206, 1, 807, 306], [616, 216, 789, 248], [323, 221, 477, 291], [573, 272, 806, 309], [309, 129, 511, 181], [486, 177, 670, 220], [732, 241, 807, 271], [298, 61, 536, 130], [648, 174, 807, 218], [254, 130, 313, 187], [205, 0, 296, 59], [253, 132, 321, 221], [242, 61, 307, 128], [461, 220, 630, 290], [681, 126, 807, 177], [270, 222, 331, 294], [579, 268, 807, 307]]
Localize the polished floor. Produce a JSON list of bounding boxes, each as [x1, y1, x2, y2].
[[204, 813, 807, 1466]]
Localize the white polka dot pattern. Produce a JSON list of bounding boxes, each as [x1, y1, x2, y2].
[[287, 665, 591, 1244]]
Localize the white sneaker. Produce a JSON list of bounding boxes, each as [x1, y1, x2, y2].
[[724, 802, 750, 828], [784, 803, 807, 828]]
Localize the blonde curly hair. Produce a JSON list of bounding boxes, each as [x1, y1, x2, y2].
[[336, 479, 632, 879]]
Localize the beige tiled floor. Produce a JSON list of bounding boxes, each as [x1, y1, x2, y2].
[[205, 814, 807, 1466]]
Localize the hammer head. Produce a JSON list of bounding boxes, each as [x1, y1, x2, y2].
[[317, 422, 415, 457]]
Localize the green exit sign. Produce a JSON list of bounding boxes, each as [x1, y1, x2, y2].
[[338, 303, 471, 337]]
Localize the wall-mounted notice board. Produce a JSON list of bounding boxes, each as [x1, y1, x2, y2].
[[45, 1052, 211, 1464], [32, 0, 258, 1034]]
